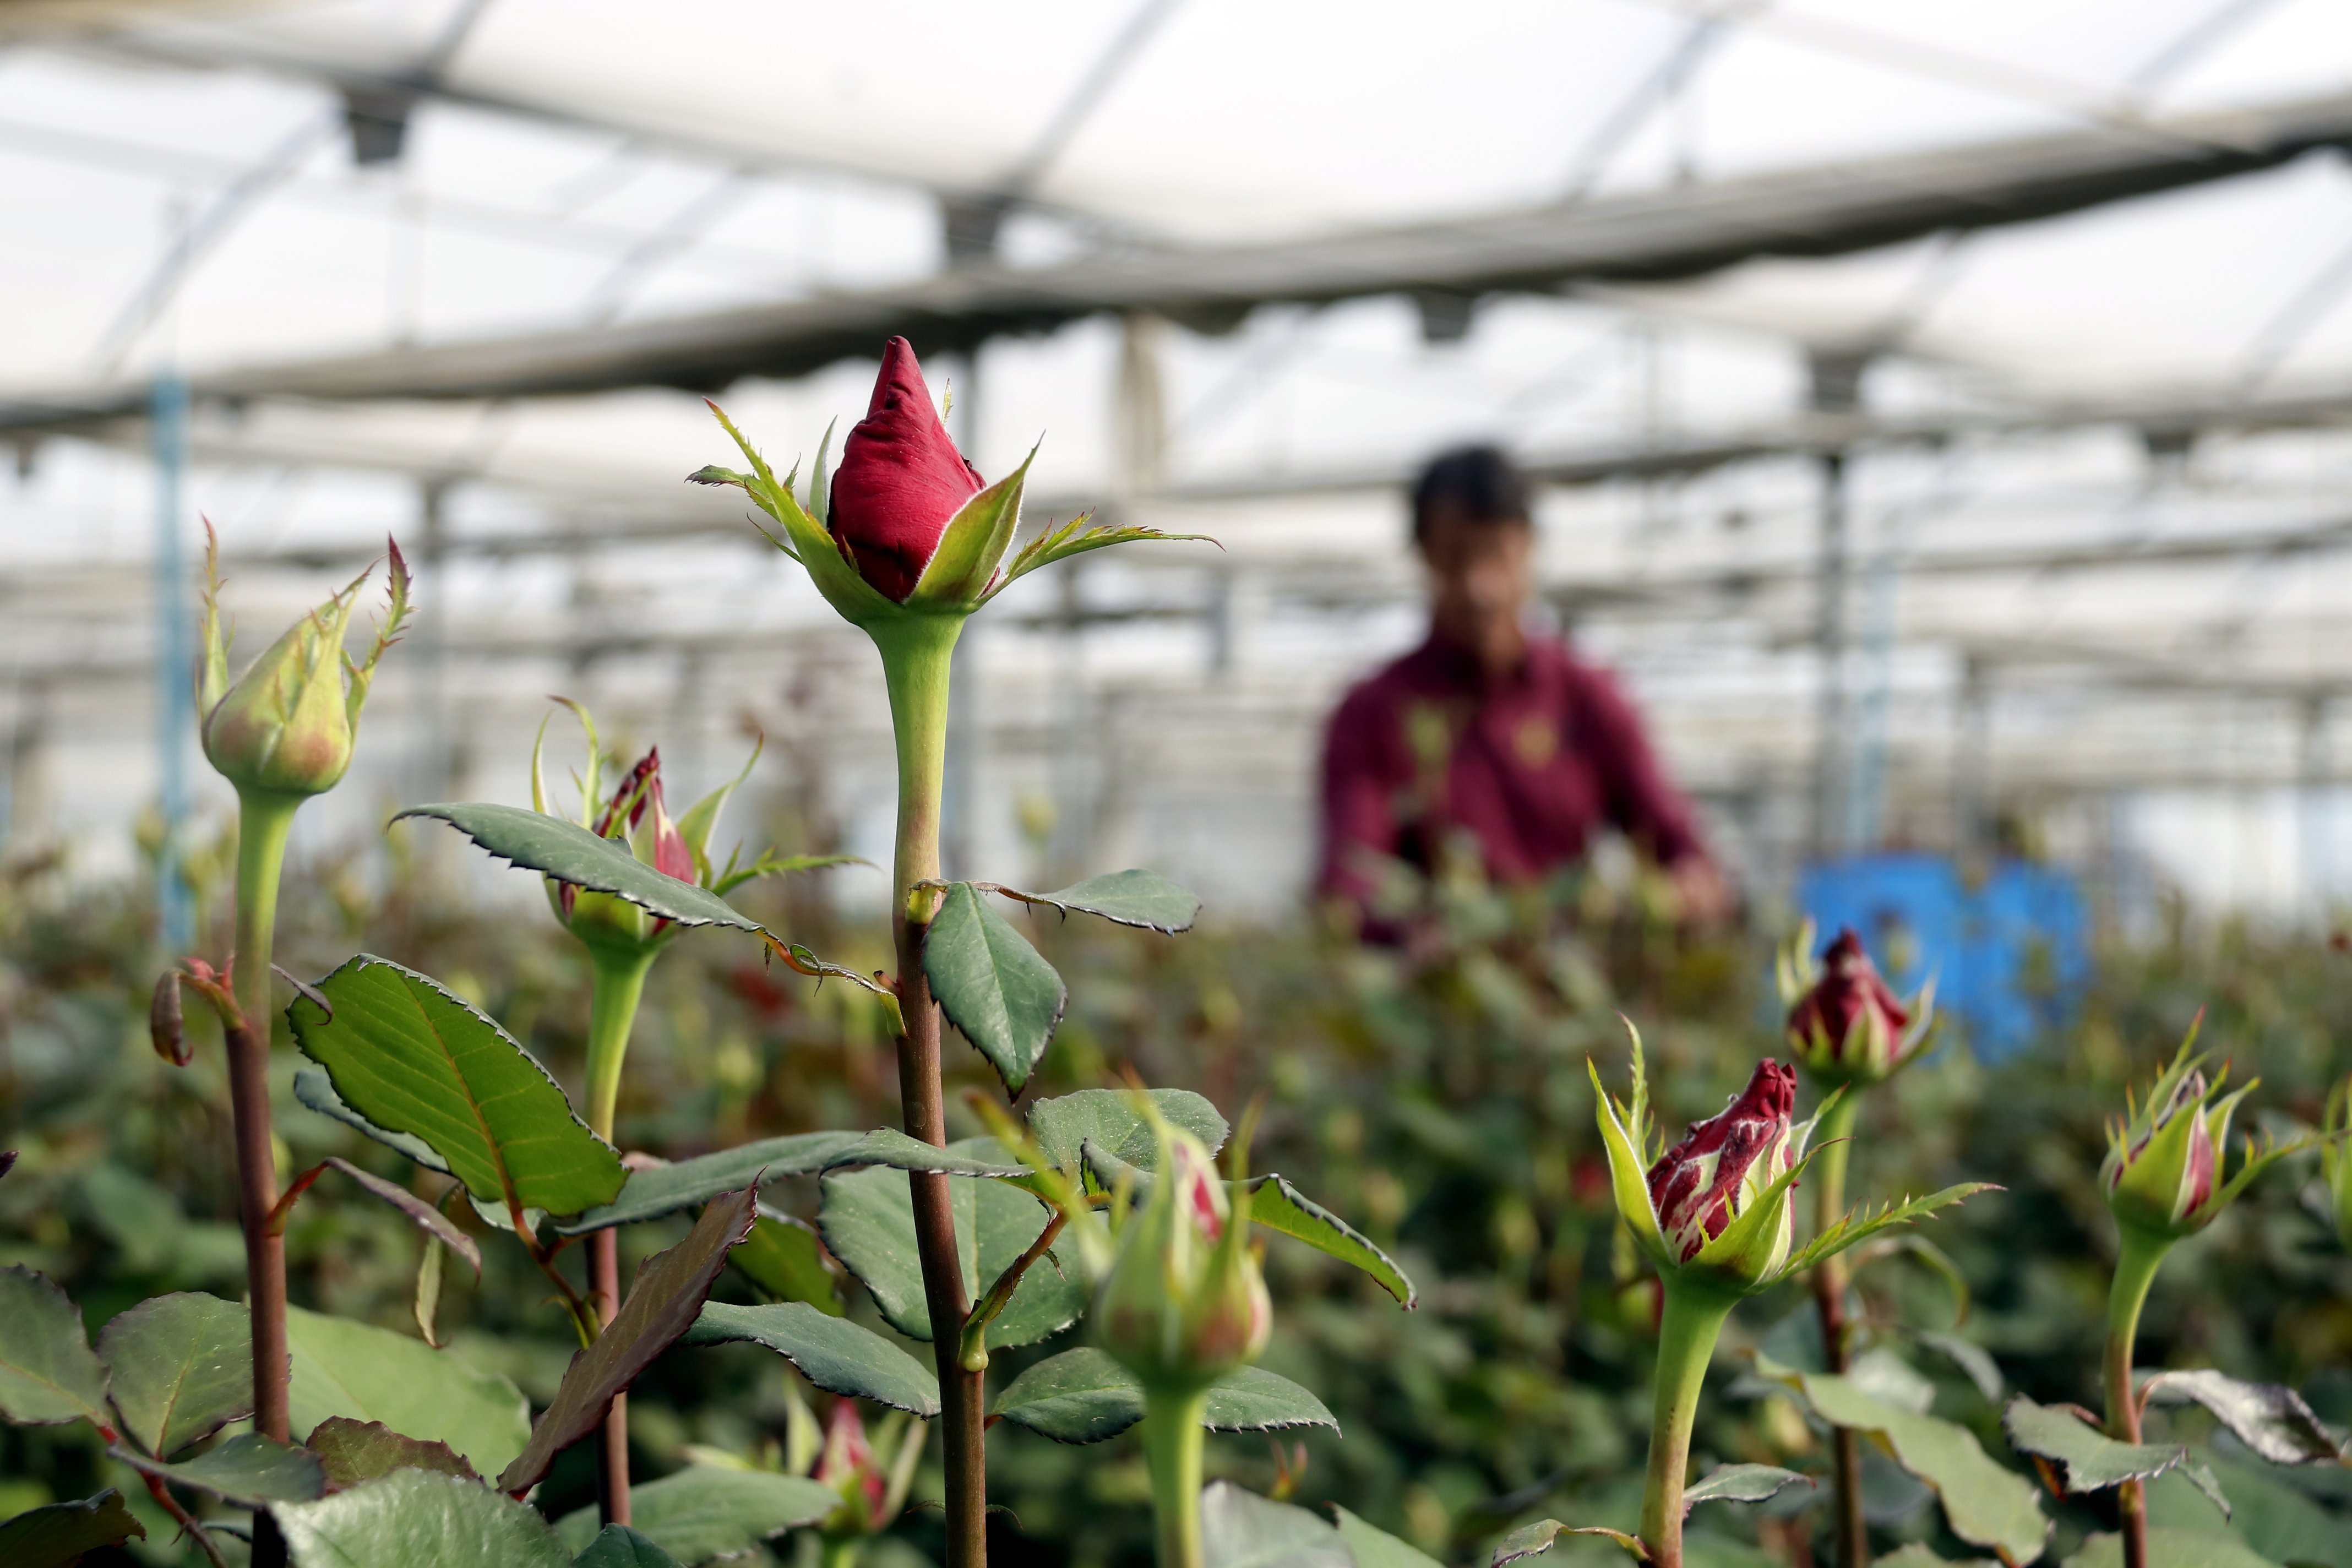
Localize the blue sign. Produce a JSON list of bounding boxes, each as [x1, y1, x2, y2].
[[1793, 853, 2089, 1062]]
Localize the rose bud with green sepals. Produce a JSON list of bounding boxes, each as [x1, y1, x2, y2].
[[1096, 1124, 1272, 1395], [816, 1400, 889, 1537], [827, 337, 987, 603], [199, 535, 410, 801], [2099, 1036, 2264, 1244], [1783, 925, 1933, 1086], [549, 744, 696, 960], [1646, 1059, 1799, 1278]]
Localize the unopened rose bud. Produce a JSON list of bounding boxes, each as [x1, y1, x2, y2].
[[1095, 1122, 1272, 1395], [2100, 1041, 2252, 1241], [1785, 928, 1924, 1085], [557, 745, 694, 955], [1646, 1060, 1798, 1278], [815, 1398, 888, 1536], [198, 530, 410, 800], [827, 337, 987, 603]]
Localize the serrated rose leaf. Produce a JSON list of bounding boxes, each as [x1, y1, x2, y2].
[[554, 1132, 863, 1235], [682, 1300, 940, 1417], [923, 882, 1066, 1091], [270, 1468, 571, 1567], [0, 1489, 146, 1566], [1200, 1480, 1352, 1568], [97, 1292, 250, 1458], [0, 1266, 110, 1427], [111, 1432, 325, 1505], [285, 1306, 531, 1480], [990, 1347, 1336, 1445], [1330, 1505, 1444, 1568], [554, 1465, 840, 1561], [729, 1209, 845, 1315], [1027, 1088, 1228, 1170], [305, 1415, 480, 1490]]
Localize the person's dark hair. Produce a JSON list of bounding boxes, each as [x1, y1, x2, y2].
[[1411, 444, 1530, 542]]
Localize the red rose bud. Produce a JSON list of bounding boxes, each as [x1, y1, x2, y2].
[[1646, 1060, 1797, 1266], [1787, 928, 1915, 1082], [827, 337, 985, 602], [1095, 1123, 1272, 1395], [815, 1398, 888, 1535]]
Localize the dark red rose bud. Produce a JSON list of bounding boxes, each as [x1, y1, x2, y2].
[[828, 337, 985, 602], [1646, 1060, 1797, 1264], [1787, 928, 1913, 1080]]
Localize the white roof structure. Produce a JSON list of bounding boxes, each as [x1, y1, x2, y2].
[[6, 0, 2352, 923]]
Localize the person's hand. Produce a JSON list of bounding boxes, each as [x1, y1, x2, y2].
[[1668, 856, 1738, 927]]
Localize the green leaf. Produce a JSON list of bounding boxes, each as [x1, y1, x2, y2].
[[1200, 1480, 1352, 1568], [702, 400, 898, 628], [2060, 1528, 2278, 1568], [272, 1467, 573, 1567], [906, 446, 1034, 608], [304, 1416, 480, 1489], [1682, 1464, 1815, 1515], [1331, 1505, 1445, 1568], [285, 1305, 532, 1481], [1782, 1184, 1997, 1281], [111, 1432, 325, 1505], [395, 803, 760, 932], [923, 882, 1068, 1092], [294, 1065, 450, 1175], [552, 1131, 864, 1235], [1756, 1357, 2046, 1564], [1875, 1550, 1996, 1568], [97, 1291, 250, 1458], [1491, 1520, 1648, 1565], [989, 512, 1216, 598], [2004, 1397, 2223, 1516], [989, 1348, 1337, 1445], [497, 1186, 758, 1495], [0, 1266, 110, 1427], [821, 1128, 1031, 1179], [1028, 1088, 1229, 1170], [1082, 1146, 1417, 1309], [730, 1210, 845, 1315], [960, 869, 1202, 934], [682, 1301, 940, 1418], [818, 1140, 1083, 1346], [573, 1524, 688, 1567], [2141, 1369, 2348, 1464], [321, 1157, 483, 1276], [0, 1489, 145, 1566], [288, 955, 625, 1218], [555, 1465, 840, 1562]]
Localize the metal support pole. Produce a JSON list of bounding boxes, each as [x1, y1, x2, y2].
[[153, 373, 193, 950], [1953, 656, 1990, 870], [1810, 449, 1850, 860], [416, 480, 451, 805], [2298, 694, 2329, 924]]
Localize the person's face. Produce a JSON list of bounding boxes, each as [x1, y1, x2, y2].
[[1417, 503, 1535, 673]]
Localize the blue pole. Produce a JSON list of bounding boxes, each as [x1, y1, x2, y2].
[[153, 372, 192, 951]]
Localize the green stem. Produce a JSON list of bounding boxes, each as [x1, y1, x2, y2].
[[228, 788, 300, 1568], [580, 944, 656, 1529], [1142, 1386, 1211, 1568], [820, 1538, 863, 1568], [871, 613, 987, 1568], [2104, 1228, 2172, 1568], [1640, 1276, 1738, 1568], [1808, 1091, 1868, 1568], [583, 946, 657, 1141]]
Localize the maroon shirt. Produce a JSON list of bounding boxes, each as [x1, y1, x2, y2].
[[1318, 633, 1706, 904]]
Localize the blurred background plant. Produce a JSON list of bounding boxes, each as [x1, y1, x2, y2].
[[3, 822, 2349, 1568]]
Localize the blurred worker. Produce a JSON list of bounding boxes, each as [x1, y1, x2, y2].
[[1317, 445, 1733, 927]]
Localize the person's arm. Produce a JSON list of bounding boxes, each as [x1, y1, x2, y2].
[[1572, 662, 1734, 921], [1317, 686, 1401, 910]]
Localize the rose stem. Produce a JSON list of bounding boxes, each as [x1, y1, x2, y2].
[[1141, 1386, 1212, 1568], [1808, 1090, 1868, 1568], [1639, 1275, 1738, 1568], [228, 788, 300, 1568], [582, 944, 657, 1527], [2104, 1228, 2170, 1568], [876, 614, 986, 1568]]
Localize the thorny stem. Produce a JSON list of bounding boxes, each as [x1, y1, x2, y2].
[[960, 1211, 1068, 1370], [874, 613, 986, 1568], [228, 789, 298, 1568], [581, 944, 657, 1529], [1639, 1276, 1738, 1568], [2104, 1228, 2171, 1568], [1141, 1386, 1211, 1568], [1807, 1092, 1868, 1568]]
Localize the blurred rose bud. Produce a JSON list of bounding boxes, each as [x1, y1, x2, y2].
[[1095, 1121, 1272, 1395], [2100, 1040, 2252, 1241], [1785, 927, 1926, 1085], [1646, 1060, 1798, 1277], [815, 1398, 888, 1536], [827, 336, 986, 602], [199, 532, 409, 800]]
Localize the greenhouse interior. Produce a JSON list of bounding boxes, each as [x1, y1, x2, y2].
[[6, 3, 2352, 1567]]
